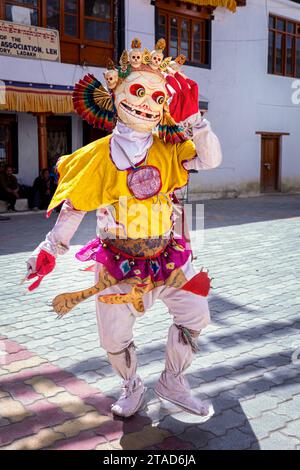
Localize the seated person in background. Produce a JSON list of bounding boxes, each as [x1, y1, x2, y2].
[[0, 165, 20, 211], [32, 168, 57, 210]]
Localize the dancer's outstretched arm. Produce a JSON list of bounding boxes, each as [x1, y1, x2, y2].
[[25, 200, 86, 290]]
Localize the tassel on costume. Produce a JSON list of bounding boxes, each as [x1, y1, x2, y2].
[[108, 342, 136, 369], [175, 324, 199, 354], [158, 104, 186, 144]]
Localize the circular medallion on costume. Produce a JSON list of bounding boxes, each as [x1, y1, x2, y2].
[[127, 165, 162, 200]]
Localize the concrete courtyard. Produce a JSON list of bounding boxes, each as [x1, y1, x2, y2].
[[0, 194, 300, 450]]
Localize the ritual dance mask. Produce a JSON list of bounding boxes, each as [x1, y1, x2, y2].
[[73, 38, 187, 143]]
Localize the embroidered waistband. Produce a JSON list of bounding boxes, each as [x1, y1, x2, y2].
[[100, 236, 172, 260]]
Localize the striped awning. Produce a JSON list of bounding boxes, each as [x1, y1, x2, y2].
[[183, 0, 237, 12], [0, 80, 74, 114]]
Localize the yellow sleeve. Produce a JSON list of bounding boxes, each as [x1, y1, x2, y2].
[[165, 139, 196, 190], [47, 135, 111, 215], [156, 139, 196, 192], [176, 140, 197, 166]]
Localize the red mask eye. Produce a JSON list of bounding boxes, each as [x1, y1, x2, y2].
[[130, 84, 146, 97], [152, 91, 165, 105]]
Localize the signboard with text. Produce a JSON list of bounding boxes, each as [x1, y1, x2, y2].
[[0, 20, 60, 62]]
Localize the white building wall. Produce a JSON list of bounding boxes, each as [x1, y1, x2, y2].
[[0, 56, 105, 88], [126, 0, 300, 196], [191, 0, 300, 196], [225, 0, 300, 195]]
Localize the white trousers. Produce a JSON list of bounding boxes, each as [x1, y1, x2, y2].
[[95, 259, 211, 354]]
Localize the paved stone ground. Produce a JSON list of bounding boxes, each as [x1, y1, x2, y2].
[[0, 193, 300, 450]]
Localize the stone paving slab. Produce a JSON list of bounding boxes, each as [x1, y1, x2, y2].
[[0, 194, 300, 449]]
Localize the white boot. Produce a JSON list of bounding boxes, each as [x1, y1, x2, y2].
[[155, 371, 210, 416], [111, 374, 146, 418], [108, 342, 146, 418], [154, 324, 212, 417]]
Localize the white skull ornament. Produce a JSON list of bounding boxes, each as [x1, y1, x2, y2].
[[104, 69, 119, 89], [129, 50, 143, 68], [150, 51, 164, 70]]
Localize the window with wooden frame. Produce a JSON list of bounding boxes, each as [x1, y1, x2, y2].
[[0, 114, 18, 172], [268, 14, 300, 78], [155, 0, 212, 68], [3, 1, 39, 26], [0, 1, 116, 67], [43, 0, 115, 66]]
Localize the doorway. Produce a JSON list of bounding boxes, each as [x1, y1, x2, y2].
[[0, 114, 18, 172], [46, 116, 72, 172], [260, 134, 280, 192]]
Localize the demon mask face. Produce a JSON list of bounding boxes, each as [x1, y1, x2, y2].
[[73, 37, 188, 142], [114, 71, 167, 133]]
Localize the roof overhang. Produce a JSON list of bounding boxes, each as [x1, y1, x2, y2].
[[0, 80, 73, 114]]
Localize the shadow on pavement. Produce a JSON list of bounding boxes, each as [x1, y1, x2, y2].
[[201, 194, 300, 229], [1, 342, 299, 449]]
